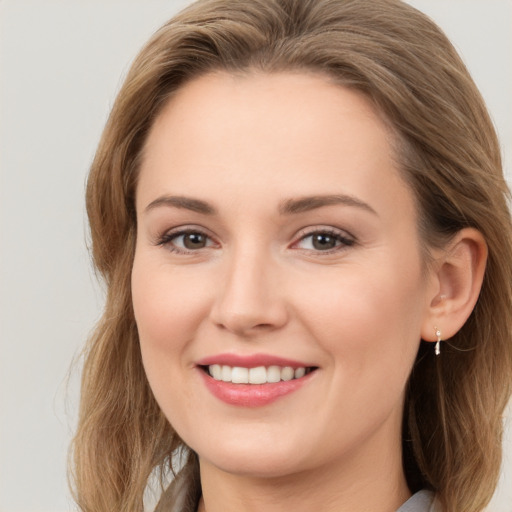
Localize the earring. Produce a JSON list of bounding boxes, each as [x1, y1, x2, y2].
[[434, 328, 441, 356]]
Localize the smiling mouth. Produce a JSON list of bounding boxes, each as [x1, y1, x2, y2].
[[200, 364, 317, 384]]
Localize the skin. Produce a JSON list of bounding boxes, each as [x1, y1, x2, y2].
[[131, 72, 483, 512]]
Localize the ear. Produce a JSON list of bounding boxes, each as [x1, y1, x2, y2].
[[421, 228, 488, 343]]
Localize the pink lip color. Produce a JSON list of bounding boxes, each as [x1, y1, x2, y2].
[[196, 353, 311, 368], [196, 353, 316, 407], [198, 370, 314, 407]]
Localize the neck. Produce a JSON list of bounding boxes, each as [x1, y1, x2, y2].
[[197, 429, 410, 512]]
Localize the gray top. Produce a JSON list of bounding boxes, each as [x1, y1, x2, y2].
[[397, 490, 437, 512], [155, 468, 439, 512]]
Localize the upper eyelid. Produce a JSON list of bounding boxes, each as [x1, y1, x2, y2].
[[160, 225, 214, 238], [155, 225, 356, 248], [289, 227, 357, 254], [155, 225, 217, 246], [293, 225, 355, 241]]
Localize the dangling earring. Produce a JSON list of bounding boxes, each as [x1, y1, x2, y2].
[[434, 328, 442, 356]]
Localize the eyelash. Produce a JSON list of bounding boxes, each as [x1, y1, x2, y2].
[[292, 228, 355, 253], [156, 228, 217, 255], [156, 227, 356, 255]]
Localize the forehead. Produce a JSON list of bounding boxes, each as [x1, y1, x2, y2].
[[137, 71, 414, 223], [144, 71, 393, 159]]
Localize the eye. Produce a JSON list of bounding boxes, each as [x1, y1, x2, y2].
[[294, 229, 355, 252], [158, 229, 216, 253]]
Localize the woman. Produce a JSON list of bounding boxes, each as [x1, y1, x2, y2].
[[71, 1, 512, 511]]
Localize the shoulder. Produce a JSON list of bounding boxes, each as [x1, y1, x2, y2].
[[396, 490, 440, 512], [154, 463, 201, 512]]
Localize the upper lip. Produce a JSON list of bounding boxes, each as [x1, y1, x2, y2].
[[196, 353, 315, 368]]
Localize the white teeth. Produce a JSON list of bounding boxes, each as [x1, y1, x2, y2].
[[221, 365, 231, 382], [231, 367, 249, 383], [267, 365, 281, 383], [208, 364, 310, 384], [210, 364, 222, 380], [281, 366, 294, 381], [294, 367, 306, 379], [249, 366, 267, 384]]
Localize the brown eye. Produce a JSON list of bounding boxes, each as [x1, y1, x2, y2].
[[182, 232, 208, 249], [295, 229, 355, 253], [158, 229, 215, 253], [311, 233, 338, 250]]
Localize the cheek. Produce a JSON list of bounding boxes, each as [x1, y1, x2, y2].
[[131, 253, 210, 427], [292, 257, 426, 383], [131, 255, 211, 352]]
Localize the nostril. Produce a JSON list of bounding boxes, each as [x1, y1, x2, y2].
[[212, 314, 282, 337], [209, 272, 289, 335]]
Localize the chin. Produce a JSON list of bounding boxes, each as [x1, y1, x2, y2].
[[190, 434, 310, 478], [204, 453, 304, 479]]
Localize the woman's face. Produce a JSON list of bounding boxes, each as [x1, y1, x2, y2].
[[132, 72, 436, 478]]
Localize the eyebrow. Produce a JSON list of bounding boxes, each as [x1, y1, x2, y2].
[[144, 195, 217, 215], [278, 194, 377, 216], [144, 193, 377, 216]]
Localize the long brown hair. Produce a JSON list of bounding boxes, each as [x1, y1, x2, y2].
[[71, 1, 512, 510]]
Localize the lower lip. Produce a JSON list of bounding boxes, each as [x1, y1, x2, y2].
[[199, 370, 314, 407]]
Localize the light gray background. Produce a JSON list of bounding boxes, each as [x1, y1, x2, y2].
[[0, 1, 510, 511]]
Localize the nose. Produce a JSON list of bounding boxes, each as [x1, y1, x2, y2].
[[209, 247, 289, 337]]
